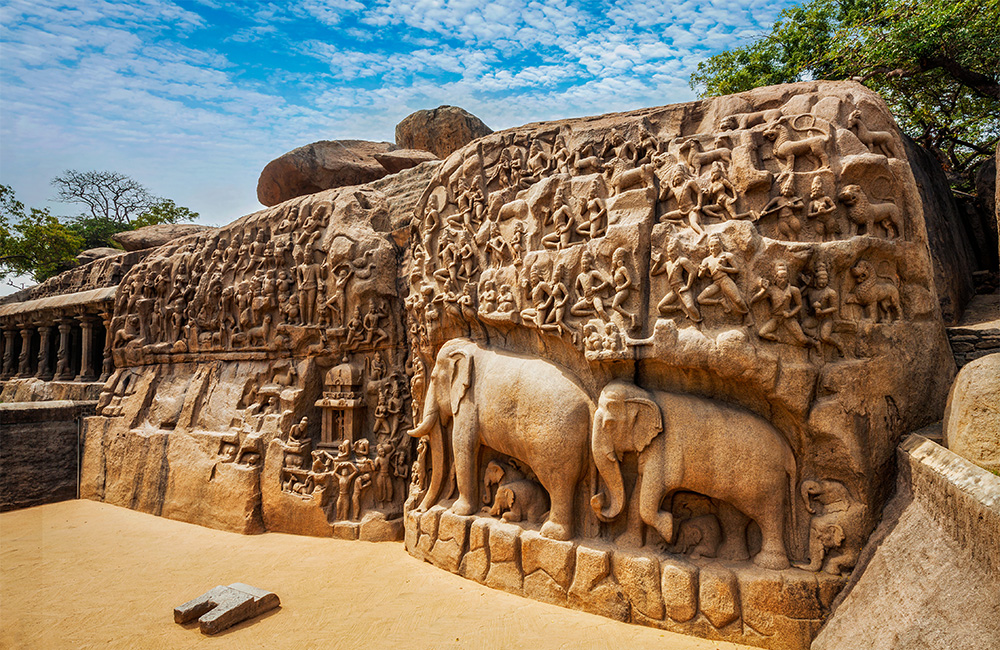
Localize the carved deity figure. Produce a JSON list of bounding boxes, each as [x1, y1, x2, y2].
[[373, 442, 394, 503], [651, 238, 702, 322], [701, 161, 738, 221], [297, 247, 323, 325], [571, 250, 612, 320], [520, 264, 553, 329], [807, 177, 841, 241], [697, 235, 749, 315], [545, 263, 571, 336], [806, 262, 847, 357], [659, 163, 704, 234], [750, 261, 815, 347], [334, 462, 358, 521], [576, 182, 608, 240], [609, 248, 636, 329], [497, 284, 517, 314], [541, 187, 576, 250], [760, 174, 805, 240]]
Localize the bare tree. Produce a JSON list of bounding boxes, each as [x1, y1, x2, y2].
[[51, 170, 159, 226]]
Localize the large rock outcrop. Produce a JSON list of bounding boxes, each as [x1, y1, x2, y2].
[[943, 352, 1000, 473], [112, 223, 216, 252], [256, 140, 436, 207], [395, 106, 492, 159]]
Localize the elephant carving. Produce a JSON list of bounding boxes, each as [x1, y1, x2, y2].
[[489, 480, 549, 523], [670, 514, 722, 559], [482, 459, 528, 506], [408, 338, 593, 540], [591, 380, 798, 569], [795, 479, 866, 575]]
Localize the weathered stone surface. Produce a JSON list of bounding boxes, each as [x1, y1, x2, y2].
[[943, 353, 1000, 473], [373, 149, 438, 174], [112, 223, 215, 252], [568, 546, 628, 622], [520, 530, 575, 589], [76, 247, 123, 264], [813, 436, 1000, 650], [430, 511, 470, 572], [698, 564, 740, 629], [738, 567, 822, 637], [174, 582, 279, 635], [333, 521, 360, 540], [257, 139, 427, 206], [612, 553, 664, 621], [660, 556, 699, 623], [359, 511, 404, 542], [416, 506, 443, 560], [394, 105, 492, 158], [459, 517, 491, 583], [903, 137, 977, 324], [485, 521, 522, 592]]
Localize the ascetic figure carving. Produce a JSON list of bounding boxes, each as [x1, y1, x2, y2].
[[590, 380, 797, 569], [407, 338, 592, 540]]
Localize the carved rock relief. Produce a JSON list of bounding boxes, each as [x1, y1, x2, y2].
[[401, 81, 954, 648]]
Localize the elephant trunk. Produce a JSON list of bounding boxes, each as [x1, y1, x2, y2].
[[411, 401, 446, 512], [800, 479, 820, 515], [590, 411, 626, 522]]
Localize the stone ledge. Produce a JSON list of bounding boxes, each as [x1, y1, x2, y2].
[[404, 508, 845, 650], [0, 400, 97, 423], [899, 434, 1000, 579]]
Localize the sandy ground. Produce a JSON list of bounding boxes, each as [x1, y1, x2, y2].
[[0, 500, 756, 650]]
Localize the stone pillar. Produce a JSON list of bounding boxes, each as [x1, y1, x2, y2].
[[35, 325, 54, 381], [76, 316, 97, 382], [1, 328, 16, 378], [99, 311, 114, 382], [54, 319, 74, 381], [16, 327, 33, 378]]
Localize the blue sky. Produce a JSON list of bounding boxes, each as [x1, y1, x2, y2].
[[1, 0, 796, 228]]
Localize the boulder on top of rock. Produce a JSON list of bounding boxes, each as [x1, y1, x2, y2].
[[257, 140, 438, 207], [75, 247, 123, 264], [395, 106, 492, 159], [112, 223, 215, 252], [944, 352, 1000, 474]]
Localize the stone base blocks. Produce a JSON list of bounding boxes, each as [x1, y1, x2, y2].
[[174, 583, 280, 634], [404, 509, 845, 650]]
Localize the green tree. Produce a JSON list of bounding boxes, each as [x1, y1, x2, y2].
[[0, 185, 83, 284], [690, 0, 1000, 189], [133, 199, 200, 228]]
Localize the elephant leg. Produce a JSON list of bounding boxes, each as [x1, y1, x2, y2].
[[450, 432, 480, 516], [752, 499, 790, 570], [615, 473, 645, 548], [638, 480, 674, 545], [540, 480, 574, 541], [716, 501, 750, 561]]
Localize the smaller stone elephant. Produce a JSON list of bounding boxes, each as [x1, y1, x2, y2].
[[482, 459, 528, 506], [670, 514, 722, 559], [489, 480, 549, 523], [795, 479, 866, 575]]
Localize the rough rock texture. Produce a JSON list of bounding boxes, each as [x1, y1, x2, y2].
[[76, 247, 124, 265], [0, 250, 148, 305], [395, 106, 492, 159], [945, 291, 1000, 367], [173, 583, 280, 634], [943, 353, 1000, 473], [0, 378, 104, 402], [813, 435, 1000, 649], [257, 140, 437, 206], [0, 400, 95, 511], [112, 223, 216, 252], [904, 137, 977, 324]]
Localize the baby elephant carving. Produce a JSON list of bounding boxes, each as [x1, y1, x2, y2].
[[670, 514, 722, 559], [482, 459, 527, 505], [489, 480, 549, 523], [795, 479, 867, 575]]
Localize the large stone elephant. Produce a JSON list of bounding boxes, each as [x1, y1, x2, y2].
[[591, 380, 798, 569], [408, 338, 593, 540]]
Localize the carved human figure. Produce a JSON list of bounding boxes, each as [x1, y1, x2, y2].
[[520, 264, 553, 329], [760, 174, 805, 240], [651, 238, 702, 322], [413, 438, 428, 492], [479, 278, 498, 314], [545, 263, 571, 336], [373, 442, 394, 503], [749, 261, 815, 347], [701, 161, 738, 221], [351, 471, 371, 521], [807, 176, 841, 241], [334, 462, 358, 521], [697, 235, 749, 315], [659, 163, 704, 234], [576, 182, 608, 240], [806, 262, 848, 356], [609, 248, 637, 328], [497, 284, 516, 314], [571, 250, 613, 320], [541, 187, 576, 250], [373, 388, 391, 439], [297, 248, 323, 325]]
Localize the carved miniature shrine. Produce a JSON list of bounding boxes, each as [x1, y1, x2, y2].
[[64, 81, 961, 650]]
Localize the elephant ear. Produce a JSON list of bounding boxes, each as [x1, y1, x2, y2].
[[620, 397, 663, 455], [448, 350, 474, 415]]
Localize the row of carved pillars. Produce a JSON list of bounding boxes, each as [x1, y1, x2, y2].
[[0, 310, 112, 383]]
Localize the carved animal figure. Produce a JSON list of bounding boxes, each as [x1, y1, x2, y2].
[[846, 260, 902, 323], [610, 162, 654, 196], [838, 184, 903, 239], [497, 199, 528, 222], [591, 380, 798, 569], [247, 314, 272, 348], [408, 338, 593, 540], [847, 110, 899, 158], [795, 479, 867, 575], [762, 120, 831, 172], [482, 459, 527, 505], [489, 479, 549, 523], [718, 109, 782, 131], [679, 138, 731, 176], [670, 514, 722, 559]]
